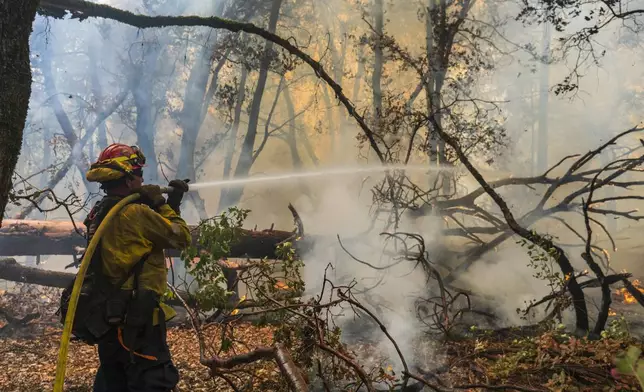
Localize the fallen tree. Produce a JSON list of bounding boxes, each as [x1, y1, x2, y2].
[[0, 258, 73, 289], [0, 219, 296, 258], [0, 258, 278, 310], [0, 258, 201, 307]]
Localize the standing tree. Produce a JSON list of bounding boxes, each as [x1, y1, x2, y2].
[[0, 0, 40, 226], [219, 0, 284, 210]]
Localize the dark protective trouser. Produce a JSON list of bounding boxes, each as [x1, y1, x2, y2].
[[93, 318, 178, 392]]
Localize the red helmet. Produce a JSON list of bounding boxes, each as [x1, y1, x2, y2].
[[96, 143, 146, 168], [86, 144, 146, 183]]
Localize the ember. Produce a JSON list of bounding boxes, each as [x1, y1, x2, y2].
[[614, 279, 644, 304], [274, 281, 290, 290]]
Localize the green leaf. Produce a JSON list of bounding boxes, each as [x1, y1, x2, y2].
[[221, 337, 233, 352], [627, 346, 642, 365], [616, 346, 642, 375]]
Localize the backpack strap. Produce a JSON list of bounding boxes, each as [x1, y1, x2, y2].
[[114, 252, 149, 291], [84, 195, 147, 285]]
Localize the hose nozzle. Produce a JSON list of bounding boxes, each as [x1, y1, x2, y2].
[[159, 186, 174, 194], [159, 179, 191, 194]]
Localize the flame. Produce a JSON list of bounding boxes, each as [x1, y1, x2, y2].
[[221, 259, 240, 269], [229, 295, 247, 316], [614, 279, 644, 304], [609, 309, 617, 317], [274, 281, 290, 290]]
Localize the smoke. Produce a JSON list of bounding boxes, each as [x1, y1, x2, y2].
[[292, 176, 440, 371]]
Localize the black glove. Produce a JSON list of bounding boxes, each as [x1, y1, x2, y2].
[[134, 185, 166, 210], [167, 179, 189, 214]]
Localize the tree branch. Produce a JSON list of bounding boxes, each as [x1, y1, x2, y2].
[[38, 0, 386, 162], [428, 116, 590, 332]]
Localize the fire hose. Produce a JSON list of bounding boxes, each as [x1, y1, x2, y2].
[[53, 186, 176, 392]]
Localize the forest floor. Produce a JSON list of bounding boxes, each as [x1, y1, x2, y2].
[[0, 285, 643, 391]]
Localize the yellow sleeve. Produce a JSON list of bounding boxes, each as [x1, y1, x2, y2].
[[120, 203, 192, 250]]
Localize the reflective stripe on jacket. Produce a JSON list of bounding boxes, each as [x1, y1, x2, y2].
[[98, 203, 191, 324]]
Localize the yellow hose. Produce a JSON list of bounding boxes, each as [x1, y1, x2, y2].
[[53, 194, 140, 392]]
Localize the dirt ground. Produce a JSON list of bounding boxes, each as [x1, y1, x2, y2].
[[1, 283, 644, 391], [0, 320, 642, 392], [0, 324, 279, 392]]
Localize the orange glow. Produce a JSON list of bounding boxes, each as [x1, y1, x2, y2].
[[220, 259, 240, 269], [614, 279, 644, 304], [274, 281, 290, 290]]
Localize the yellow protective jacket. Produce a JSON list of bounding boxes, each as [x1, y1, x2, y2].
[[97, 202, 191, 325]]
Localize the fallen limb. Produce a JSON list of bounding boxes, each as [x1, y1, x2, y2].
[[168, 283, 307, 391], [0, 257, 304, 311], [524, 273, 632, 315], [0, 258, 201, 308], [0, 219, 296, 258], [200, 344, 307, 392], [0, 307, 40, 327], [0, 258, 73, 288], [621, 278, 644, 307]]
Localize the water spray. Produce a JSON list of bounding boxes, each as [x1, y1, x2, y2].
[[187, 164, 453, 191]]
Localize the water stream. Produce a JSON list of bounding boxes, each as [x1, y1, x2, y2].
[[188, 164, 453, 191]]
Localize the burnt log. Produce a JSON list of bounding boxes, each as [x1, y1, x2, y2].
[[0, 258, 298, 310], [0, 219, 296, 258], [0, 257, 72, 288], [0, 258, 198, 308]]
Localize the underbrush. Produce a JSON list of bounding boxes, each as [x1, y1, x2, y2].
[[1, 284, 644, 391]]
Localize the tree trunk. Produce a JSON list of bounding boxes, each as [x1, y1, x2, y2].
[[334, 35, 348, 143], [425, 2, 439, 164], [318, 3, 347, 153], [40, 41, 94, 193], [424, 0, 473, 194], [42, 126, 52, 188], [220, 0, 283, 209], [176, 41, 215, 219], [199, 50, 230, 127], [372, 0, 384, 127], [0, 0, 40, 227], [133, 84, 159, 183], [321, 87, 336, 154], [218, 65, 249, 213], [366, 0, 384, 164], [536, 21, 551, 173], [352, 43, 365, 104], [130, 33, 166, 183], [0, 219, 296, 259], [282, 85, 303, 169], [14, 90, 130, 219], [88, 28, 109, 153], [282, 84, 314, 199], [174, 1, 227, 219]]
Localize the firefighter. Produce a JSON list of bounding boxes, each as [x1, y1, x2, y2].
[[84, 143, 191, 392]]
